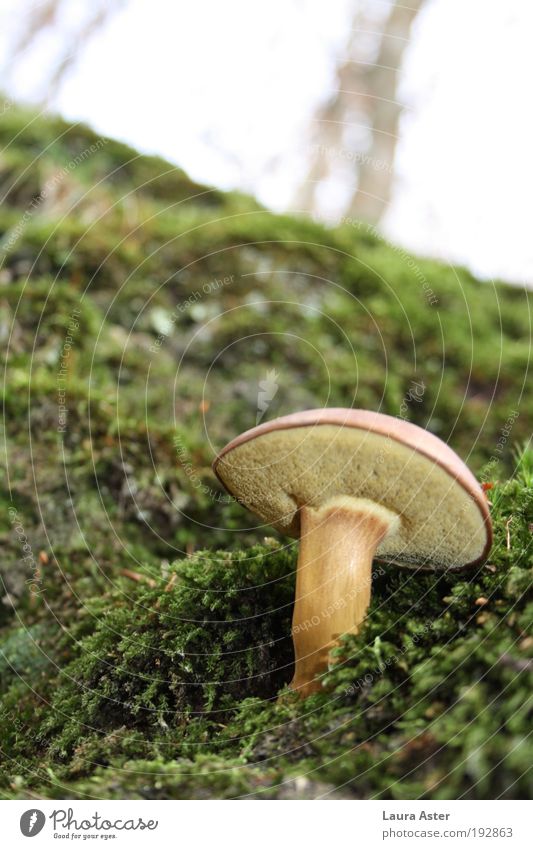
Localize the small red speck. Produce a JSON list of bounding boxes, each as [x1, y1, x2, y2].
[[482, 482, 493, 492]]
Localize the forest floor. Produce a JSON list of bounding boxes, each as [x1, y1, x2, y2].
[[0, 107, 531, 799]]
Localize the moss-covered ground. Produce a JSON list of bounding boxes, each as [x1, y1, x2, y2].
[[0, 106, 531, 799]]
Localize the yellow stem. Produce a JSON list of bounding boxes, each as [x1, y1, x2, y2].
[[289, 497, 399, 697]]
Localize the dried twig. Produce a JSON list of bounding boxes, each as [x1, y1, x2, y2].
[[505, 516, 513, 550], [120, 568, 156, 588], [164, 573, 177, 592]]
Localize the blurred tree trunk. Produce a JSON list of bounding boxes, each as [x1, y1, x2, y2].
[[3, 0, 125, 105], [295, 0, 423, 225], [350, 0, 422, 223]]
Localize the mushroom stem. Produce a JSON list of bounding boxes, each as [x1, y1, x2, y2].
[[289, 496, 399, 697]]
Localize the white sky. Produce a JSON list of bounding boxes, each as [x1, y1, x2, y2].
[[1, 0, 532, 285]]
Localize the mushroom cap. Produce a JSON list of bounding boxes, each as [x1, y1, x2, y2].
[[213, 408, 492, 571]]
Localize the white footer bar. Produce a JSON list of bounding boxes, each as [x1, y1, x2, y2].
[[2, 799, 530, 848]]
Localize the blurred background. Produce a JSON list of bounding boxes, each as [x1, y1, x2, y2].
[[1, 0, 532, 286]]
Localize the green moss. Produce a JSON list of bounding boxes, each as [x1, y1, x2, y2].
[[0, 105, 531, 799], [1, 454, 531, 799], [38, 543, 295, 758]]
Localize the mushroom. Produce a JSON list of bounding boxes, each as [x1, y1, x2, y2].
[[213, 408, 492, 697]]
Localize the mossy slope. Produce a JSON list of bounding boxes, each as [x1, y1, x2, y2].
[[0, 106, 531, 799]]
